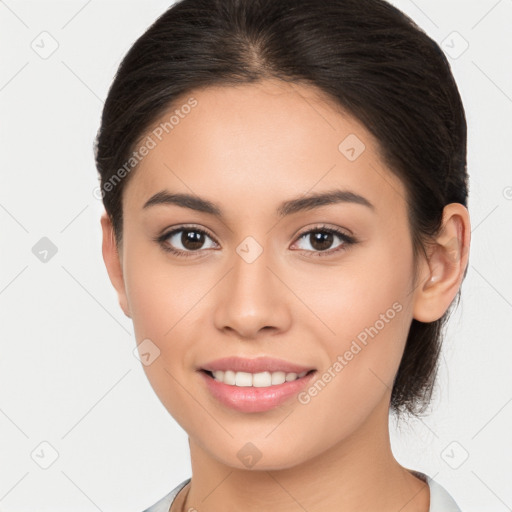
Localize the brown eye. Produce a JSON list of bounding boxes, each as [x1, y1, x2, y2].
[[292, 226, 357, 257], [309, 231, 335, 251], [180, 230, 206, 250], [159, 226, 218, 256]]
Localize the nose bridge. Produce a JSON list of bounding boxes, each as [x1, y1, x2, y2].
[[233, 238, 271, 295], [213, 235, 291, 337]]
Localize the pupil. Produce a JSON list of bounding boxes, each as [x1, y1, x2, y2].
[[178, 230, 334, 252], [311, 231, 332, 251], [182, 230, 204, 250]]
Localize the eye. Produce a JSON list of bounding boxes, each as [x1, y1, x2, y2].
[[291, 225, 357, 257], [156, 224, 357, 259], [156, 225, 218, 257]]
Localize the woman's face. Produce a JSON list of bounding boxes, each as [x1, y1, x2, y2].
[[112, 79, 424, 469]]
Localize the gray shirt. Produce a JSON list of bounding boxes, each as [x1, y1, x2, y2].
[[142, 471, 461, 512]]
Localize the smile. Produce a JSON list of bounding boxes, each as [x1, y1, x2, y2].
[[199, 368, 317, 413], [206, 369, 311, 387]]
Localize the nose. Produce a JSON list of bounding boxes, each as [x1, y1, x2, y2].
[[212, 243, 292, 340]]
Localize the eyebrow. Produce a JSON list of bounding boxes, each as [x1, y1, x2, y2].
[[142, 189, 374, 218]]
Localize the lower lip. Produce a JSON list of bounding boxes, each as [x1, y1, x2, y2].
[[199, 370, 316, 413]]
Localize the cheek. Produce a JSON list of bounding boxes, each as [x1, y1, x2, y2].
[[122, 245, 212, 376], [294, 237, 413, 339], [123, 241, 202, 340], [288, 272, 412, 451], [125, 269, 172, 341], [294, 235, 414, 398], [123, 255, 204, 425]]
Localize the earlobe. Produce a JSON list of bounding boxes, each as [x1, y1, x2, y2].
[[412, 203, 471, 323], [100, 212, 132, 318]]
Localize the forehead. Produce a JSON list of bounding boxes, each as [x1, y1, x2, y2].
[[124, 79, 406, 217]]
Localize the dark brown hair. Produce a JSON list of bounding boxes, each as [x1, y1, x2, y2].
[[94, 0, 469, 417]]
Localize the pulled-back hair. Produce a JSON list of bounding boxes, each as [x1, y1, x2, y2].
[[94, 0, 469, 416]]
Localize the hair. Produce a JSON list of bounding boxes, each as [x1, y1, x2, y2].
[[94, 0, 469, 417]]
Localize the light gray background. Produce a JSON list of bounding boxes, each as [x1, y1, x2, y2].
[[0, 1, 511, 511]]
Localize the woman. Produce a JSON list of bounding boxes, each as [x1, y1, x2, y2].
[[94, 0, 470, 510]]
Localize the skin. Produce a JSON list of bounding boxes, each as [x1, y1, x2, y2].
[[101, 79, 470, 512]]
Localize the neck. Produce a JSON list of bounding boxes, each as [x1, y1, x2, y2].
[[179, 399, 429, 512]]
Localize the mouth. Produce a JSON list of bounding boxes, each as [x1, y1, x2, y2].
[[198, 367, 317, 413], [200, 368, 316, 387]]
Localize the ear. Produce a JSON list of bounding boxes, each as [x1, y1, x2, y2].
[[412, 203, 471, 322], [100, 212, 131, 318]]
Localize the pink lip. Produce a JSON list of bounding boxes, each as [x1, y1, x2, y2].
[[199, 370, 316, 413], [199, 356, 315, 374]]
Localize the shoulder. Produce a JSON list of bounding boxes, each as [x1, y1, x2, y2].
[[142, 473, 463, 512], [142, 477, 191, 512], [411, 470, 463, 512], [427, 477, 462, 512]]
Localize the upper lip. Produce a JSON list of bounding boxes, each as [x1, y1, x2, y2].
[[200, 356, 315, 374]]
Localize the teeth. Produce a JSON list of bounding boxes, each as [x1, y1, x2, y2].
[[235, 371, 252, 387], [211, 370, 309, 387], [271, 371, 286, 385]]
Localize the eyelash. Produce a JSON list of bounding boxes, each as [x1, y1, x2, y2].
[[155, 224, 357, 259]]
